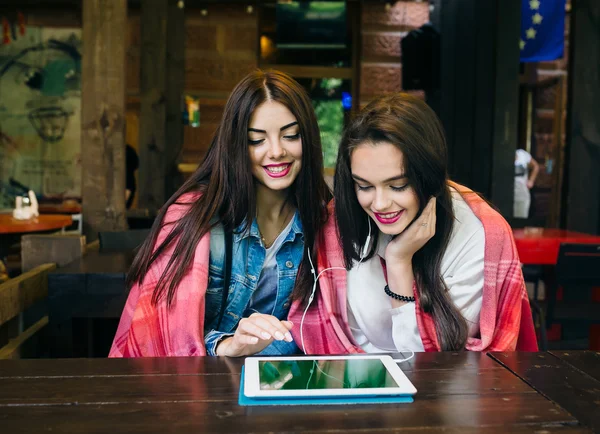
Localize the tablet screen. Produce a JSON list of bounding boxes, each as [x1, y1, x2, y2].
[[258, 358, 399, 391]]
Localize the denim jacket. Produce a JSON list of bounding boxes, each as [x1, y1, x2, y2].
[[203, 213, 304, 355]]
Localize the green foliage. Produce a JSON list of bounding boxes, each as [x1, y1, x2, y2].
[[313, 100, 343, 168]]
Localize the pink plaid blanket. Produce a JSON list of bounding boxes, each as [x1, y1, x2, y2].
[[288, 183, 538, 353]]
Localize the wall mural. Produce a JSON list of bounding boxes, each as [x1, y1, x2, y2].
[[0, 26, 81, 208]]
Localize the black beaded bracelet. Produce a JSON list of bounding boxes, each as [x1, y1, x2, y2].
[[384, 285, 416, 302]]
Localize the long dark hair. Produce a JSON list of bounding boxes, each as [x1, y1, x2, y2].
[[128, 70, 331, 306], [334, 93, 468, 350]]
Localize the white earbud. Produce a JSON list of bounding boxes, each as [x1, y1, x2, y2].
[[359, 218, 372, 262]]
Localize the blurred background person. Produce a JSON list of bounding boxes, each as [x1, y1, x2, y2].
[[514, 148, 539, 219]]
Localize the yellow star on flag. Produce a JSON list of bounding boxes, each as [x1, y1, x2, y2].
[[526, 27, 537, 39], [532, 13, 543, 24], [529, 0, 540, 10], [520, 39, 526, 50]]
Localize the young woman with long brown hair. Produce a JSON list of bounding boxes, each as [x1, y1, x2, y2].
[[289, 93, 537, 353], [110, 70, 331, 357]]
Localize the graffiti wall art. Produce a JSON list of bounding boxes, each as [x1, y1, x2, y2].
[[0, 26, 81, 208]]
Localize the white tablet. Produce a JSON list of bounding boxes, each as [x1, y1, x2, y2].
[[243, 355, 417, 398]]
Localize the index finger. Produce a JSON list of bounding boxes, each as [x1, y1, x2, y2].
[[267, 316, 295, 342], [256, 314, 294, 342]]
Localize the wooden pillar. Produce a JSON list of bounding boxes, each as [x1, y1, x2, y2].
[[138, 0, 168, 211], [430, 0, 520, 217], [564, 0, 600, 234], [81, 0, 128, 240], [165, 0, 186, 200]]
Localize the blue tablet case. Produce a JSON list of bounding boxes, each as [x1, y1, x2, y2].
[[238, 367, 414, 406]]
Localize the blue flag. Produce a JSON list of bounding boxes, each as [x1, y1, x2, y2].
[[520, 0, 566, 62]]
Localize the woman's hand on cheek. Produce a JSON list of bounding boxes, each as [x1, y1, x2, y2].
[[215, 313, 294, 357], [385, 197, 436, 265]]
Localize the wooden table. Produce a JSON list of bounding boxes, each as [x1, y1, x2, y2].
[[0, 351, 594, 433], [0, 213, 73, 235], [0, 213, 73, 263], [38, 203, 82, 214], [490, 351, 600, 432], [47, 249, 135, 358]]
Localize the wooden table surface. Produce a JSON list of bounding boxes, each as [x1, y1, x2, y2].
[[490, 351, 600, 432], [0, 351, 595, 433], [0, 213, 73, 234]]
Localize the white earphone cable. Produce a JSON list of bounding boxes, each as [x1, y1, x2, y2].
[[392, 350, 415, 364], [301, 218, 416, 364], [301, 248, 346, 354]]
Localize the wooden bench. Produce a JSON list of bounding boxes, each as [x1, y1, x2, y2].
[[0, 263, 57, 359]]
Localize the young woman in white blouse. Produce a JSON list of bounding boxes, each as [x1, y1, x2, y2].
[[305, 92, 533, 353]]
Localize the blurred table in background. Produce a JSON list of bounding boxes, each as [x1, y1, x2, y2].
[[513, 228, 600, 265], [38, 203, 82, 215], [513, 228, 600, 349], [0, 214, 73, 271], [48, 249, 134, 358], [0, 214, 73, 235]]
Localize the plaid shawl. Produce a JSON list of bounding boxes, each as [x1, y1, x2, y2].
[[110, 185, 537, 357], [109, 193, 210, 357], [288, 183, 538, 353]]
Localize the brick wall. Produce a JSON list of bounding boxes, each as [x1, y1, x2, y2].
[[360, 1, 429, 106], [127, 5, 258, 164]]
